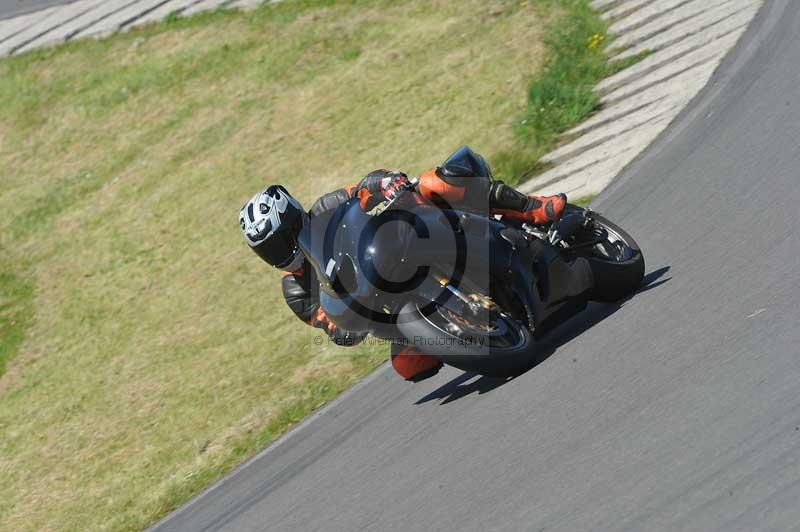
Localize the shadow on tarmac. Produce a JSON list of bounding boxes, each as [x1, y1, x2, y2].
[[416, 266, 672, 405]]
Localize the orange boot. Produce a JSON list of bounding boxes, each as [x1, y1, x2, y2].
[[391, 347, 443, 382], [494, 193, 566, 225]]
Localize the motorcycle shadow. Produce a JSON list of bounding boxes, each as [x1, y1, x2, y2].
[[415, 266, 671, 406], [415, 372, 511, 405]]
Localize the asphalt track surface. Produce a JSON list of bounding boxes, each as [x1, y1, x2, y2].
[[0, 0, 74, 20], [153, 1, 800, 530]]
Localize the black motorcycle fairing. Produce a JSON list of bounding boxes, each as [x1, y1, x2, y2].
[[298, 193, 595, 341], [526, 239, 592, 335], [298, 198, 434, 331], [298, 197, 503, 331]]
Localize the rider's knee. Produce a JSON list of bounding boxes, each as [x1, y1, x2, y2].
[[418, 169, 467, 205]]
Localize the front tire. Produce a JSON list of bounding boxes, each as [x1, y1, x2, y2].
[[564, 206, 645, 302], [396, 301, 537, 377]]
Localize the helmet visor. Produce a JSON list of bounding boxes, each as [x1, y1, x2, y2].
[[253, 231, 298, 269]]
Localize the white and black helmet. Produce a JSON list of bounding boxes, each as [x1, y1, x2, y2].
[[240, 185, 306, 271]]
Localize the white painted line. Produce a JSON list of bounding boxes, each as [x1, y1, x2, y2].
[[12, 0, 142, 51], [526, 113, 678, 198], [608, 0, 691, 35], [522, 145, 641, 197], [745, 308, 767, 319], [542, 102, 682, 164], [121, 0, 203, 30], [72, 0, 171, 39], [522, 113, 674, 194], [0, 0, 105, 56], [602, 0, 663, 22], [227, 0, 266, 8], [598, 14, 750, 94], [591, 0, 626, 10], [601, 31, 739, 106], [0, 4, 62, 44], [0, 16, 22, 42], [611, 1, 759, 60], [610, 0, 743, 51], [568, 60, 713, 140], [180, 0, 233, 16], [569, 94, 683, 137], [534, 149, 641, 197]]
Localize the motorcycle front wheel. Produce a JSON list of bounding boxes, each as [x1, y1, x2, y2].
[[396, 300, 537, 377], [563, 205, 645, 302]]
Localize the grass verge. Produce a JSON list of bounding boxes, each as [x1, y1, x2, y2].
[[0, 267, 34, 378], [493, 0, 646, 185], [0, 0, 620, 530], [572, 194, 597, 208]]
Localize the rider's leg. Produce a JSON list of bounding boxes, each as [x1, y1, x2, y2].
[[418, 169, 565, 224], [489, 183, 566, 225]]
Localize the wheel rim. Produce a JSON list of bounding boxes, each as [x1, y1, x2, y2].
[[593, 221, 634, 262], [418, 302, 527, 350]]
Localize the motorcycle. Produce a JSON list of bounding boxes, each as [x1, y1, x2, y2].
[[297, 167, 644, 378]]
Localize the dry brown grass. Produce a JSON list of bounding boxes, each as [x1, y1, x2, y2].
[[0, 0, 554, 530]]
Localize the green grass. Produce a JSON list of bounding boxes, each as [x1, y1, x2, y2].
[[0, 0, 622, 530], [572, 194, 597, 208], [0, 268, 34, 377], [494, 0, 646, 186]]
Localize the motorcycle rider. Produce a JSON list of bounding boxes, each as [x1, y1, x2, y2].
[[239, 146, 567, 382]]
